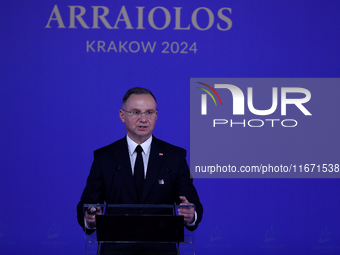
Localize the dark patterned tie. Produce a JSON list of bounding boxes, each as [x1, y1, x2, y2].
[[134, 145, 144, 202]]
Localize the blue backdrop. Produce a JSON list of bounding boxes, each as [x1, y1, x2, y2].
[[1, 0, 339, 254]]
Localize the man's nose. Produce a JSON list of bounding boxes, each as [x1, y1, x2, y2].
[[138, 113, 148, 121]]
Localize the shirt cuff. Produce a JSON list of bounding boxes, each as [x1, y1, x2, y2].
[[185, 211, 197, 227], [84, 219, 96, 230]]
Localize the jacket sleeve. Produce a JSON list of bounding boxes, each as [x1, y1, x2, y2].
[[174, 149, 203, 231], [76, 151, 105, 233]]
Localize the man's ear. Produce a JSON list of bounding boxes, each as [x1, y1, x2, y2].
[[119, 109, 125, 123]]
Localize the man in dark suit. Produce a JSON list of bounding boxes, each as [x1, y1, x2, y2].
[[77, 87, 203, 254]]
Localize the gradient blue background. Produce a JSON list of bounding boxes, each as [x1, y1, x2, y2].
[[1, 0, 339, 254]]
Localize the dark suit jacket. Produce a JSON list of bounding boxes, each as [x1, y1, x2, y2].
[[77, 136, 203, 253]]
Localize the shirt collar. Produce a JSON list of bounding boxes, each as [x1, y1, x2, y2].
[[126, 135, 152, 156]]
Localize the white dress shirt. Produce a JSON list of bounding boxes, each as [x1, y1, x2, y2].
[[126, 135, 152, 178]]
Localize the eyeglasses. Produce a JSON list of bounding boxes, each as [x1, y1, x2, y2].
[[122, 109, 158, 119]]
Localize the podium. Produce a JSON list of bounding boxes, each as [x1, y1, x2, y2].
[[83, 204, 196, 255]]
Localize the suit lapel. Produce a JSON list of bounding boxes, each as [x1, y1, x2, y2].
[[113, 138, 138, 203], [140, 137, 164, 203]]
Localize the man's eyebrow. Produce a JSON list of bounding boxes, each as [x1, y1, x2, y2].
[[130, 108, 156, 111]]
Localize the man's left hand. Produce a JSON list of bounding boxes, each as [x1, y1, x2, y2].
[[178, 196, 195, 225]]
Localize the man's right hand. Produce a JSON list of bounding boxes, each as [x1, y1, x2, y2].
[[84, 207, 103, 228]]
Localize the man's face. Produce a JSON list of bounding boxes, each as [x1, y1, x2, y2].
[[119, 93, 158, 144]]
